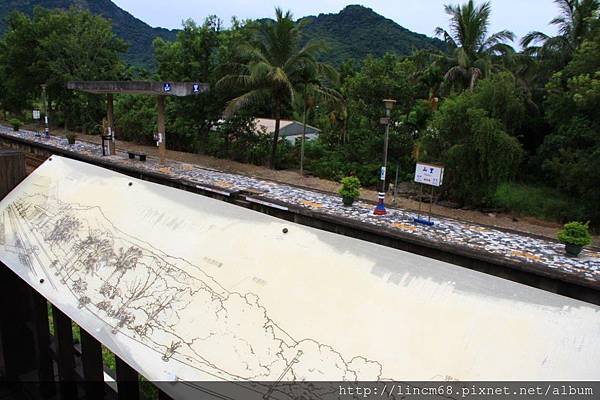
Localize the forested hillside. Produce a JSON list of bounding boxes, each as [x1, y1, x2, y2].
[[0, 0, 177, 67], [0, 1, 443, 68], [300, 5, 445, 64]]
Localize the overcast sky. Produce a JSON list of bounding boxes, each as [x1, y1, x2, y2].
[[111, 0, 560, 43]]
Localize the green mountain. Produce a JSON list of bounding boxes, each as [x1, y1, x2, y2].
[[300, 5, 446, 65], [0, 2, 444, 68], [0, 0, 177, 68]]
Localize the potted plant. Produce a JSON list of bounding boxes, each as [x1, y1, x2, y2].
[[9, 118, 21, 131], [557, 221, 592, 256], [66, 132, 77, 145], [339, 176, 361, 207]]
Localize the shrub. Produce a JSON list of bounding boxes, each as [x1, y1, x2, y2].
[[339, 176, 361, 200], [421, 95, 523, 206], [66, 133, 77, 144], [9, 118, 22, 131], [557, 221, 592, 246]]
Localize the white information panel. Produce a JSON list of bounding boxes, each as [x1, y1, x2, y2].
[[0, 157, 599, 398], [415, 163, 444, 187]]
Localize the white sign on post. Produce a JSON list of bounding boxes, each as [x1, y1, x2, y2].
[[32, 110, 41, 120], [414, 163, 444, 187]]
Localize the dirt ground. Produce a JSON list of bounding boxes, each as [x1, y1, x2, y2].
[[36, 125, 600, 247]]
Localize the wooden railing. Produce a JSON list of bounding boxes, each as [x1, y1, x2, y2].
[[0, 262, 176, 399], [0, 149, 173, 399]]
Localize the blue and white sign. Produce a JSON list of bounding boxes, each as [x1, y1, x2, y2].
[[380, 166, 387, 180], [163, 82, 172, 92], [192, 83, 201, 94], [414, 163, 444, 187]]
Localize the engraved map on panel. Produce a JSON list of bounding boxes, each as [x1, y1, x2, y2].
[[0, 186, 382, 399]]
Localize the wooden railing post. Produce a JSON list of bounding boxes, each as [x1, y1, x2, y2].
[[80, 329, 104, 400], [0, 265, 37, 381], [28, 286, 55, 397], [116, 356, 139, 400], [51, 305, 77, 399], [0, 149, 26, 199], [0, 150, 36, 382]]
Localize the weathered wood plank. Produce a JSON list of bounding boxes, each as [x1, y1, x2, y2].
[[52, 305, 77, 398], [29, 288, 55, 397], [80, 328, 104, 400], [0, 149, 26, 200], [115, 356, 139, 400]]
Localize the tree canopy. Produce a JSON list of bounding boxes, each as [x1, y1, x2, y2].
[[1, 1, 600, 228], [0, 6, 127, 130]]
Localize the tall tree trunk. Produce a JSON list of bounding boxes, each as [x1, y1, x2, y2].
[[269, 99, 281, 170]]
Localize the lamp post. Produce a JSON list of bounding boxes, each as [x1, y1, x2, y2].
[[374, 99, 396, 215], [41, 84, 49, 138]]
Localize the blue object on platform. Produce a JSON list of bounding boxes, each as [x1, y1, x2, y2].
[[414, 218, 434, 226], [374, 201, 387, 215]]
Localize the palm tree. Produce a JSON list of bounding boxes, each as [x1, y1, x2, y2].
[[521, 0, 599, 63], [218, 8, 330, 169], [295, 63, 340, 175], [435, 0, 515, 91]]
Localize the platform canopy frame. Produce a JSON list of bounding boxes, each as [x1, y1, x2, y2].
[[67, 81, 209, 164]]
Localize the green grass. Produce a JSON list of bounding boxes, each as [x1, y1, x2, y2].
[[493, 182, 581, 222]]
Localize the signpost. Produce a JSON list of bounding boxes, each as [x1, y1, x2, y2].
[[415, 163, 444, 187], [163, 82, 172, 93], [414, 163, 444, 226]]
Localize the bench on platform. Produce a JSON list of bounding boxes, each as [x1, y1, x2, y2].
[[127, 151, 146, 162]]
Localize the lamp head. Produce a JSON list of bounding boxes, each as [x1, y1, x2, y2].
[[383, 99, 397, 111]]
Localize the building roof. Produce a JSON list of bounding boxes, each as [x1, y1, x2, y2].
[[255, 118, 320, 137]]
